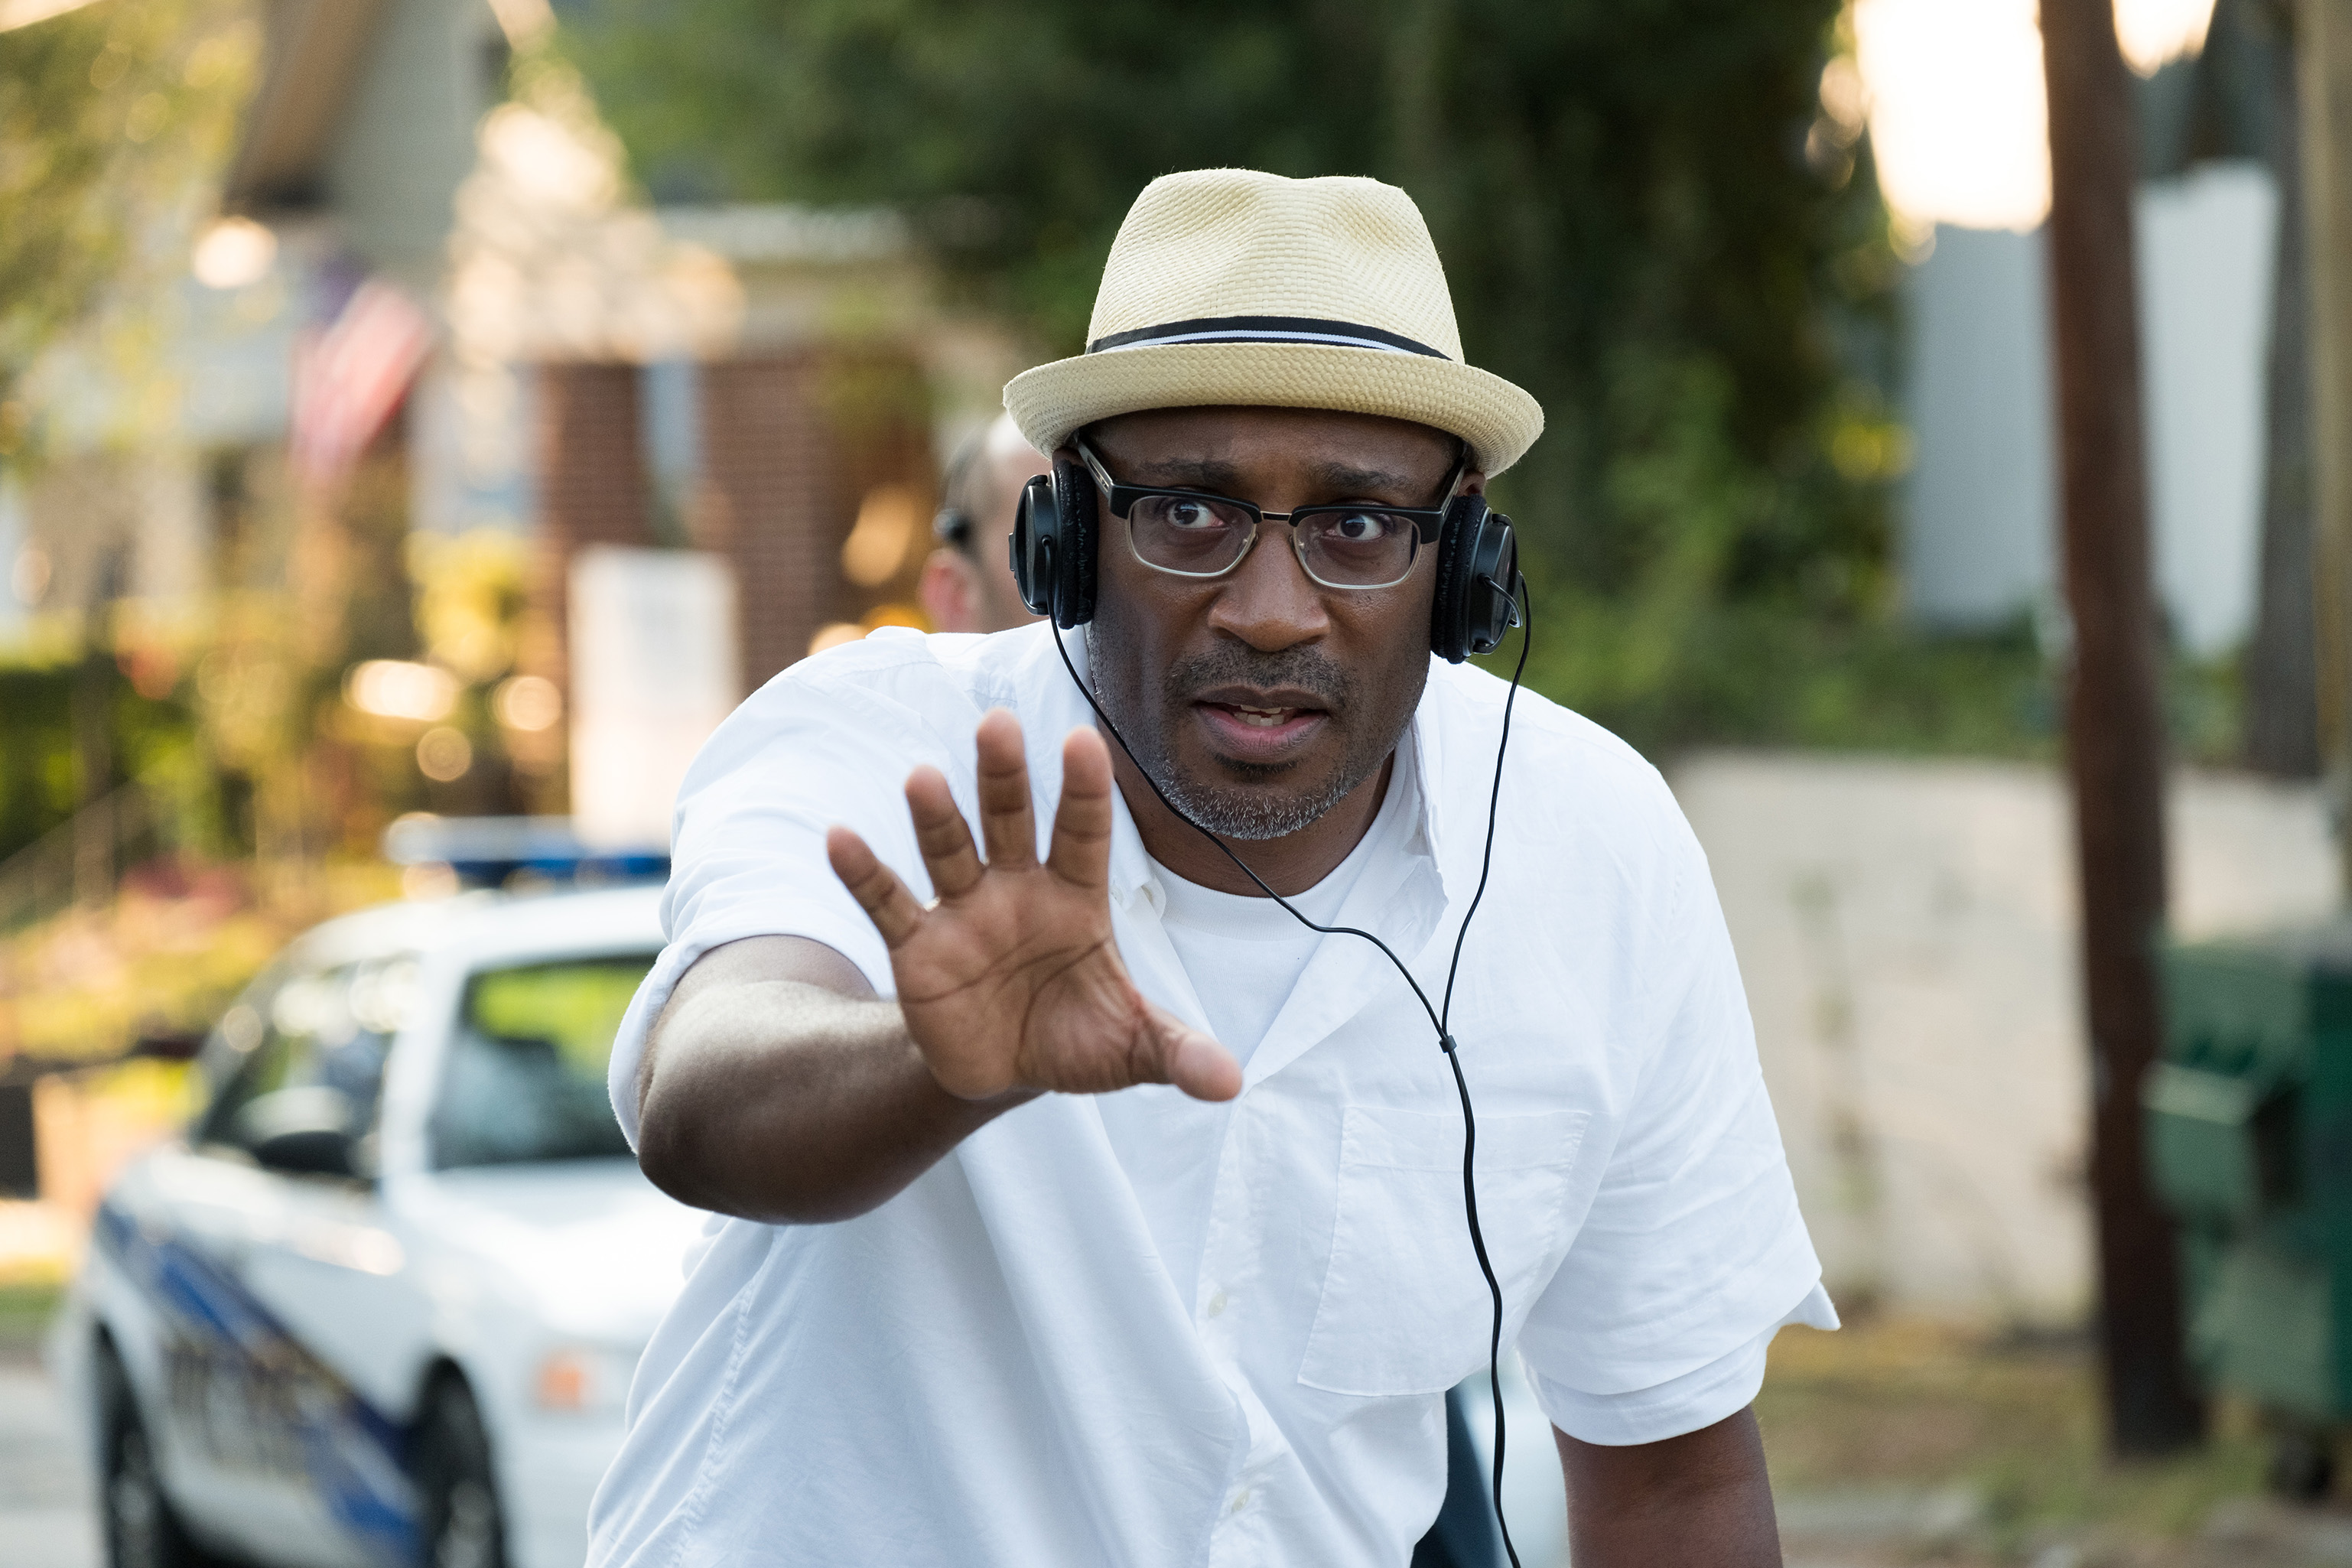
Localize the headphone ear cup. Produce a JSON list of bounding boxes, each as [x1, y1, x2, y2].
[[1430, 496, 1518, 662], [1010, 474, 1055, 618], [1430, 494, 1485, 662], [1049, 455, 1098, 629], [1464, 514, 1518, 656]]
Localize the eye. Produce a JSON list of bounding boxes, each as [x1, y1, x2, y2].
[[1163, 499, 1225, 531], [1328, 511, 1395, 542]]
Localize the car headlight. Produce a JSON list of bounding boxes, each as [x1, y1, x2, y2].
[[532, 1345, 640, 1415]]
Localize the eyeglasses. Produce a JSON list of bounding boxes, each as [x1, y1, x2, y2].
[[1077, 439, 1465, 591]]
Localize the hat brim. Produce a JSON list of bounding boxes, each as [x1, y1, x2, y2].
[[1004, 342, 1544, 477]]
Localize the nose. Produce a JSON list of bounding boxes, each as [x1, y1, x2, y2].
[[1205, 522, 1329, 652]]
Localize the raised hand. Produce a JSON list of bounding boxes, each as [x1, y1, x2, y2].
[[826, 708, 1241, 1104]]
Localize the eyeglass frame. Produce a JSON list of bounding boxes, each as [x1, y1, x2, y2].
[[1074, 437, 1471, 591]]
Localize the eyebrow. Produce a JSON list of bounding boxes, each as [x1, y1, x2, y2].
[[1121, 457, 1440, 502]]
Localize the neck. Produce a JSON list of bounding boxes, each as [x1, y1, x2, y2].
[[1108, 747, 1394, 898]]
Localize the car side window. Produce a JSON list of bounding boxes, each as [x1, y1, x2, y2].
[[197, 957, 418, 1158], [430, 952, 652, 1169]]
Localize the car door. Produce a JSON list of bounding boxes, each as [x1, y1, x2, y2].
[[178, 957, 421, 1568]]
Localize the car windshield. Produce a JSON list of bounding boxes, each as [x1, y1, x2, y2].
[[429, 952, 655, 1169]]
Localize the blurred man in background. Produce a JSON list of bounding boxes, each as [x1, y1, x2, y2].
[[918, 412, 1049, 635]]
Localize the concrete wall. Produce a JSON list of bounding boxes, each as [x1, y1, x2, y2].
[[1673, 752, 2334, 1322]]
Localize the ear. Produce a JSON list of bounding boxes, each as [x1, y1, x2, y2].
[[918, 550, 979, 634]]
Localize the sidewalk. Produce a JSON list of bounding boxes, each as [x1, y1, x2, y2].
[[0, 1352, 97, 1568]]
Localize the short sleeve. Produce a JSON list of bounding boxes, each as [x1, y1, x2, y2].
[[1514, 818, 1833, 1440], [604, 656, 954, 1148], [1529, 1283, 1837, 1446]]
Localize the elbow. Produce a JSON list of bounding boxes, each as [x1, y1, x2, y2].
[[635, 1075, 888, 1227], [633, 1086, 704, 1210]]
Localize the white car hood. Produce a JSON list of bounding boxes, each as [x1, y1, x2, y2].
[[398, 1161, 707, 1342]]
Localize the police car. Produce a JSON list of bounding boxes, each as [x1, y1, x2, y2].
[[50, 874, 699, 1568]]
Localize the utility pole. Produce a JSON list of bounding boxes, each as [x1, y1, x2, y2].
[[2304, 0, 2352, 891], [2038, 0, 2205, 1454]]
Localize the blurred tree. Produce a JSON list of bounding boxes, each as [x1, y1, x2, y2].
[[0, 0, 255, 453], [564, 0, 1902, 753]]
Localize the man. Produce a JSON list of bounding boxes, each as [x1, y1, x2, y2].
[[594, 170, 1834, 1567], [921, 402, 1503, 1568], [918, 412, 1050, 635]]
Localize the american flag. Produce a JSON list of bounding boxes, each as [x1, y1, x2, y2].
[[290, 279, 435, 490]]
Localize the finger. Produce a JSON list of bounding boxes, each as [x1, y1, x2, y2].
[[1046, 725, 1114, 891], [1147, 1007, 1243, 1103], [974, 708, 1038, 870], [826, 826, 928, 949], [904, 766, 983, 899]]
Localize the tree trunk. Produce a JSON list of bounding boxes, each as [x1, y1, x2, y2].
[[2302, 0, 2352, 896], [2246, 5, 2321, 778], [2039, 0, 2207, 1456]]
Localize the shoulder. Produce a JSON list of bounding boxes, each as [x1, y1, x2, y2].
[[1416, 659, 1706, 966], [1420, 659, 1684, 849], [714, 624, 1061, 748], [675, 623, 1083, 812]]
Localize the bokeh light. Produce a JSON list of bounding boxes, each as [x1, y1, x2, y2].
[[1849, 0, 2217, 236], [190, 216, 277, 288], [346, 659, 460, 723], [416, 726, 475, 782]]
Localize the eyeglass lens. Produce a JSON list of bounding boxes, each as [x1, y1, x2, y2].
[[1127, 494, 1420, 587]]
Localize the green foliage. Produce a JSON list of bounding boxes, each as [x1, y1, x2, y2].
[[0, 0, 255, 450], [0, 660, 197, 864], [565, 0, 1908, 753]]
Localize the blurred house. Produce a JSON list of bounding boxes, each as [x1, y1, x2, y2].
[[1901, 164, 2276, 656], [7, 0, 1026, 847], [1895, 16, 2285, 660]]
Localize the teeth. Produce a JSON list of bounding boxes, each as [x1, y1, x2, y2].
[[1230, 704, 1293, 727]]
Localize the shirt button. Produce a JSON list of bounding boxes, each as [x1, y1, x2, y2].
[[1205, 1290, 1228, 1318], [1228, 1488, 1251, 1514]]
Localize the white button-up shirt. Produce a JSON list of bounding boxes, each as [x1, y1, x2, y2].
[[590, 623, 1832, 1568]]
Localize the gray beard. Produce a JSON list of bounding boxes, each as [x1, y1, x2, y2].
[[1087, 630, 1384, 842]]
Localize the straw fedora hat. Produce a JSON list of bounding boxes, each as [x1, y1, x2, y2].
[[1003, 169, 1544, 476]]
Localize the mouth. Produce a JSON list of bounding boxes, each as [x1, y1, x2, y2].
[[1190, 688, 1332, 763]]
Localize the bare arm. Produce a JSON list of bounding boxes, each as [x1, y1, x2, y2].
[[634, 710, 1238, 1225], [636, 934, 1031, 1223], [1558, 1408, 1781, 1567]]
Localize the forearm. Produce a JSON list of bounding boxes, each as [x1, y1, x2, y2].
[[637, 974, 1033, 1225], [1558, 1408, 1781, 1567]]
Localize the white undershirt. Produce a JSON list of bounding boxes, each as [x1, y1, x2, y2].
[[1153, 763, 1414, 1065]]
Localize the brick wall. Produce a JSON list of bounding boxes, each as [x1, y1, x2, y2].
[[698, 350, 933, 690], [528, 362, 655, 695]]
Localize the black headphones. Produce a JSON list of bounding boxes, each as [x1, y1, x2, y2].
[[1009, 449, 1520, 663]]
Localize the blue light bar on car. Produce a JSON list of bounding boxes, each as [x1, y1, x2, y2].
[[381, 816, 669, 889]]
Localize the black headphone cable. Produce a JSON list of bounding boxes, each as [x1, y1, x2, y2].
[[1042, 546, 1534, 1568]]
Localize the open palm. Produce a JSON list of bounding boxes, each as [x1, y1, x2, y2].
[[826, 708, 1241, 1104]]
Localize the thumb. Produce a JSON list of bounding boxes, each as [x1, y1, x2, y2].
[[1143, 1005, 1242, 1102]]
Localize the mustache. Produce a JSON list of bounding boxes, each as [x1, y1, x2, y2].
[[1163, 642, 1352, 712]]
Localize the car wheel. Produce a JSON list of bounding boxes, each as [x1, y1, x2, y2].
[[96, 1347, 207, 1568], [414, 1379, 506, 1568]]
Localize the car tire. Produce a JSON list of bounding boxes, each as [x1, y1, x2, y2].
[[414, 1378, 506, 1568], [96, 1345, 212, 1568]]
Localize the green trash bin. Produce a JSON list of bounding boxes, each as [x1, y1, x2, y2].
[[2148, 922, 2352, 1492]]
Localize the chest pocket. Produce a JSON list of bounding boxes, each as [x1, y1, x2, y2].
[[1299, 1104, 1590, 1397]]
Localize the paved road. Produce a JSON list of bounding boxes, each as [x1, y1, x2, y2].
[[0, 1354, 99, 1568]]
